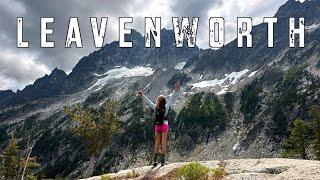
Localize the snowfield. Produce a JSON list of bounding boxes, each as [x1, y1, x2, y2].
[[192, 69, 250, 95], [248, 70, 258, 77], [174, 62, 187, 70], [192, 69, 249, 88], [306, 23, 320, 33], [88, 66, 154, 91]]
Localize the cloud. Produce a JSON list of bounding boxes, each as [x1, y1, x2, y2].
[[0, 48, 51, 90], [0, 74, 18, 91], [207, 0, 287, 43], [0, 0, 288, 91], [0, 0, 138, 91]]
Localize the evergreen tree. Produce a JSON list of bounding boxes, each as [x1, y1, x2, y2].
[[64, 100, 120, 178], [201, 93, 227, 142], [0, 137, 19, 179], [223, 92, 235, 114], [20, 156, 40, 180], [240, 80, 262, 124], [284, 118, 308, 159], [311, 106, 320, 160], [176, 93, 227, 143]]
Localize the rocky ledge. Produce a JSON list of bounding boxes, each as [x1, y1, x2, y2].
[[83, 158, 320, 180]]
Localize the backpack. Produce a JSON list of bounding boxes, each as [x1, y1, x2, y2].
[[155, 106, 167, 125]]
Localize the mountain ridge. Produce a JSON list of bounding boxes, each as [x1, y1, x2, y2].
[[0, 28, 199, 109], [2, 0, 320, 109], [0, 0, 320, 178]]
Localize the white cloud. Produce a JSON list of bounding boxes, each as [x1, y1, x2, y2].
[[207, 0, 287, 43], [0, 0, 25, 16], [0, 0, 288, 91], [0, 48, 51, 91], [0, 74, 18, 91]]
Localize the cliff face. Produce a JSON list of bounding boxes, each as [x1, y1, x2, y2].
[[84, 158, 320, 180]]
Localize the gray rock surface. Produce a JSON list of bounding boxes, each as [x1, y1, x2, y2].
[[83, 158, 320, 180]]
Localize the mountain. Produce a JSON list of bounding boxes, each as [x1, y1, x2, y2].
[[0, 0, 320, 178], [187, 0, 320, 77], [0, 29, 198, 109], [276, 0, 320, 19], [0, 90, 15, 109], [0, 68, 67, 109]]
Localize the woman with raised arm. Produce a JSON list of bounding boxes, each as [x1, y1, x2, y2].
[[137, 81, 181, 167]]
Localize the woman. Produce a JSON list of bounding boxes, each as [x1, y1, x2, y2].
[[136, 81, 180, 167]]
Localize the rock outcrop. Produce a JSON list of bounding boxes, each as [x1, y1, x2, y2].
[[84, 158, 320, 180]]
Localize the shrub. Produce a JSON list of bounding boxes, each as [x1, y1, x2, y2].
[[101, 175, 111, 180], [175, 162, 209, 180], [125, 170, 139, 178], [175, 162, 227, 180], [210, 163, 227, 180]]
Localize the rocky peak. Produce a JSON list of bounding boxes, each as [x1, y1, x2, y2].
[[0, 90, 15, 106], [190, 0, 320, 75], [124, 29, 144, 44], [276, 0, 320, 24], [50, 67, 67, 79], [0, 90, 14, 97]]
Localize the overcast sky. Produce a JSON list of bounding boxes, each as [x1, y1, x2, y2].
[[0, 0, 295, 91]]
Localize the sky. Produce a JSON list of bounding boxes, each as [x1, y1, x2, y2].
[[0, 0, 295, 91]]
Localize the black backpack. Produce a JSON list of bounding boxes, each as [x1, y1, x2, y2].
[[155, 106, 167, 125]]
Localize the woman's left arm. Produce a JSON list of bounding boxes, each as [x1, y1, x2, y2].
[[165, 81, 181, 116]]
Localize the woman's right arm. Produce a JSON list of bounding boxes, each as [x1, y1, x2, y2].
[[142, 94, 156, 109], [137, 90, 156, 109]]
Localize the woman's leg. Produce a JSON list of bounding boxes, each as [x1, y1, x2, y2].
[[154, 132, 161, 154], [160, 130, 168, 166], [153, 131, 161, 166], [161, 131, 168, 154]]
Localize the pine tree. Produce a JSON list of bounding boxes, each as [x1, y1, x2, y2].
[[20, 141, 40, 180], [64, 100, 120, 178], [0, 137, 20, 179], [311, 106, 320, 160], [201, 93, 226, 143], [284, 118, 308, 159], [20, 156, 40, 180]]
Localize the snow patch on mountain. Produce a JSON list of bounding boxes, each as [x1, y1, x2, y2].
[[248, 70, 258, 77], [306, 23, 320, 33], [297, 0, 309, 3], [217, 88, 229, 95], [174, 62, 187, 70], [192, 69, 250, 88], [192, 79, 224, 88], [88, 66, 154, 91]]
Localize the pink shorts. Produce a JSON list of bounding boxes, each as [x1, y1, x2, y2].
[[155, 124, 169, 132]]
